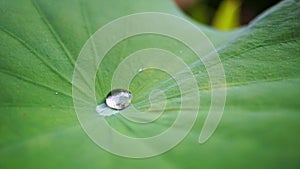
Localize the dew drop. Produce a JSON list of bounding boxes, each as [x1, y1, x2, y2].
[[55, 92, 58, 95], [105, 89, 132, 110], [137, 67, 143, 72]]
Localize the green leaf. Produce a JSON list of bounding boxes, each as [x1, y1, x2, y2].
[[0, 0, 299, 169]]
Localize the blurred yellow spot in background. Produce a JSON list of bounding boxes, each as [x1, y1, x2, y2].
[[212, 0, 242, 30]]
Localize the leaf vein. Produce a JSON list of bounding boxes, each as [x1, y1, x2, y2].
[[0, 27, 72, 85], [31, 0, 76, 66]]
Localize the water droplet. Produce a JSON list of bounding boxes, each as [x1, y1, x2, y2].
[[179, 50, 183, 54], [105, 89, 132, 110], [138, 67, 143, 72], [55, 92, 58, 95]]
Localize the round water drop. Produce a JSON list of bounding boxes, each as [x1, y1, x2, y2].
[[105, 89, 132, 110], [137, 67, 143, 72]]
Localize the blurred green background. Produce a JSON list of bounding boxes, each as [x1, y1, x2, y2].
[[174, 0, 281, 30]]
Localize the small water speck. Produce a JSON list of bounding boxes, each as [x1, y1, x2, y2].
[[55, 92, 58, 95], [105, 89, 132, 110], [179, 50, 183, 54], [138, 67, 143, 72]]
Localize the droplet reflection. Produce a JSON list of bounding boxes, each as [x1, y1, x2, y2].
[[96, 103, 119, 116], [105, 89, 132, 110]]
